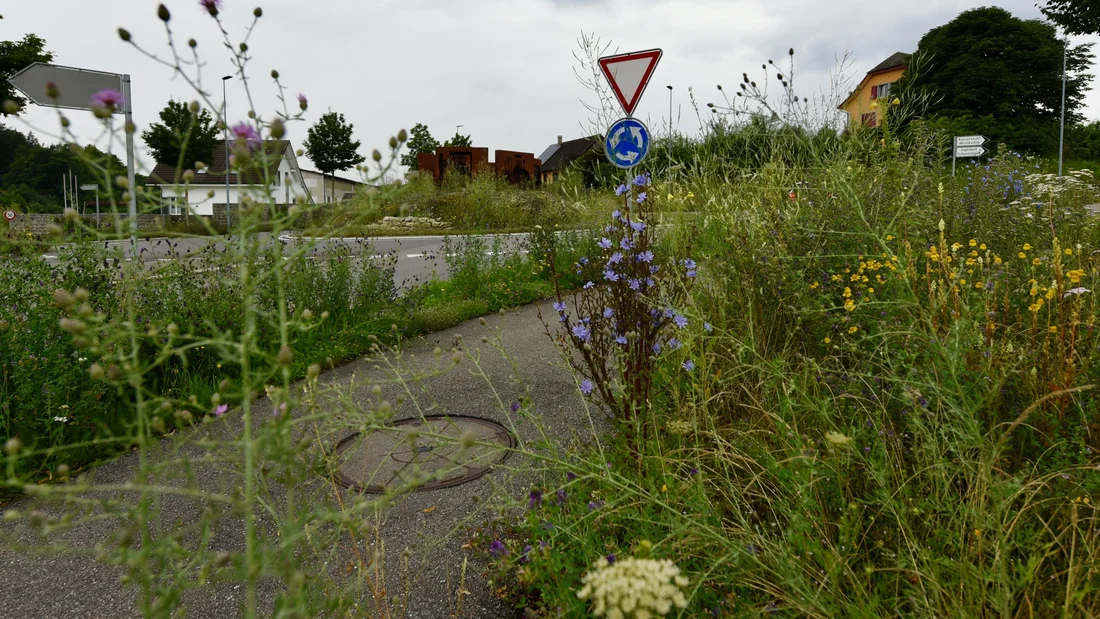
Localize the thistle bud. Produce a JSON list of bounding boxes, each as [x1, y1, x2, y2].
[[307, 363, 320, 380], [189, 38, 197, 48], [372, 149, 382, 162], [60, 116, 70, 128], [117, 28, 132, 42], [74, 288, 89, 302], [254, 7, 263, 17], [60, 318, 86, 334], [115, 176, 129, 189], [388, 136, 398, 149], [270, 118, 285, 139], [157, 4, 171, 22], [789, 47, 795, 55], [397, 128, 408, 142], [276, 344, 293, 368], [45, 82, 59, 99], [270, 69, 279, 79], [239, 42, 248, 52], [183, 170, 195, 183]]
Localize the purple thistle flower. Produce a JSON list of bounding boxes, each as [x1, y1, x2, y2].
[[572, 324, 591, 342], [296, 93, 307, 110], [638, 250, 654, 263], [683, 359, 695, 372], [539, 539, 549, 550], [628, 278, 641, 291], [588, 500, 605, 510], [488, 539, 507, 557], [608, 252, 623, 265], [231, 122, 261, 150], [213, 404, 229, 417], [580, 379, 594, 395], [567, 472, 577, 481], [584, 281, 595, 289], [511, 402, 521, 412], [603, 307, 614, 318], [603, 269, 620, 282], [598, 238, 613, 249], [606, 553, 617, 564], [616, 334, 628, 345], [89, 89, 124, 116], [553, 301, 567, 313], [199, 0, 222, 14], [674, 314, 689, 329], [689, 467, 698, 476], [615, 184, 629, 196], [529, 489, 543, 508], [636, 192, 648, 204]]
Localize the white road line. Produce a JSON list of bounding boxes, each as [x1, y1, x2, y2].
[[406, 253, 424, 258]]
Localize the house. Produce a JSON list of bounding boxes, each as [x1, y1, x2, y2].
[[537, 135, 600, 185], [299, 169, 368, 203], [145, 139, 310, 216], [839, 52, 911, 128]]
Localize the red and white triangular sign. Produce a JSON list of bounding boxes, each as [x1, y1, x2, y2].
[[599, 49, 662, 117]]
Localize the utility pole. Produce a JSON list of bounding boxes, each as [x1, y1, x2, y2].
[[1059, 34, 1068, 178], [223, 75, 233, 228]]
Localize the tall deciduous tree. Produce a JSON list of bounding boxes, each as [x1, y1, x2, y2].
[[303, 111, 365, 203], [900, 7, 1093, 155], [141, 100, 220, 170], [1039, 0, 1100, 35], [400, 122, 439, 169], [0, 16, 54, 115], [444, 131, 472, 148]]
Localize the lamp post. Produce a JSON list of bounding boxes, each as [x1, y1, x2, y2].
[[666, 85, 673, 188], [1059, 35, 1068, 178], [222, 75, 233, 228]]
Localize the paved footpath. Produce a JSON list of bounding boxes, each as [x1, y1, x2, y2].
[[0, 299, 607, 618]]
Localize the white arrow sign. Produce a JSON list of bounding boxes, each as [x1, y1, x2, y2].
[[8, 62, 129, 113], [954, 146, 986, 158], [954, 135, 986, 148]]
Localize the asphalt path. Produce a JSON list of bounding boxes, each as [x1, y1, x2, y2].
[[36, 232, 534, 290], [0, 299, 605, 618]]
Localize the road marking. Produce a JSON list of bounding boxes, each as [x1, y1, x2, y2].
[[281, 232, 535, 242]]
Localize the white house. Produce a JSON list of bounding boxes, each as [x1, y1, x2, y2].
[[145, 140, 312, 216], [299, 169, 368, 203]]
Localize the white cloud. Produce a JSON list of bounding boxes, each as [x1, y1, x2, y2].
[[1, 0, 1097, 176]]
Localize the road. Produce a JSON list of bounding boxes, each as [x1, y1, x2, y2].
[[37, 232, 534, 290]]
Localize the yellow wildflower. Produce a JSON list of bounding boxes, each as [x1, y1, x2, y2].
[[868, 287, 875, 294], [823, 337, 831, 344], [1030, 287, 1039, 297], [1023, 243, 1032, 251], [1046, 288, 1055, 300], [1032, 258, 1041, 266], [960, 279, 966, 285], [687, 192, 694, 198], [810, 281, 820, 289], [975, 282, 983, 289], [969, 239, 977, 247], [848, 325, 859, 334], [844, 299, 856, 312], [1065, 248, 1073, 256], [1018, 252, 1027, 259], [843, 287, 852, 298], [994, 256, 1002, 265], [1049, 326, 1058, 333], [886, 235, 894, 241], [951, 242, 962, 251], [891, 97, 900, 105], [980, 243, 987, 250]]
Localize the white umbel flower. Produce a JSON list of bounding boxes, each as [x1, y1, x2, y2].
[[576, 556, 689, 618]]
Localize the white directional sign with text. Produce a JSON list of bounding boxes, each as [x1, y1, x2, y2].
[[598, 49, 663, 117], [954, 146, 986, 157], [954, 135, 986, 148]]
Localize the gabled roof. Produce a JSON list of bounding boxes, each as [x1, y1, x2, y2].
[[145, 140, 292, 186], [839, 52, 911, 109], [540, 135, 601, 173], [299, 168, 368, 186]]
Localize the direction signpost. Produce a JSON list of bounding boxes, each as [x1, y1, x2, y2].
[[598, 47, 662, 182], [952, 135, 987, 176], [7, 62, 138, 242]]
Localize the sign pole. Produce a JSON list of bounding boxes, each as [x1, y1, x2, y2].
[[123, 74, 137, 245], [952, 137, 956, 178]]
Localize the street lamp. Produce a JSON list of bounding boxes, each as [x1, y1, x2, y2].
[[1059, 35, 1068, 178], [222, 75, 233, 229], [666, 85, 673, 187]]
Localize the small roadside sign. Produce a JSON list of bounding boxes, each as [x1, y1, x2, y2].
[[3, 210, 15, 222], [598, 49, 663, 117], [954, 146, 986, 158], [954, 135, 986, 148]]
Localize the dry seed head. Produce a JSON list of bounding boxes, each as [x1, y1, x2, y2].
[[118, 28, 132, 42], [53, 289, 74, 309], [89, 363, 105, 380], [157, 4, 170, 21], [276, 344, 294, 368], [4, 437, 21, 454]]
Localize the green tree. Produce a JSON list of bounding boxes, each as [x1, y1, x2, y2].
[[444, 131, 472, 148], [1039, 0, 1100, 35], [400, 122, 439, 169], [303, 111, 365, 203], [0, 16, 54, 115], [899, 7, 1093, 155], [141, 100, 220, 171]]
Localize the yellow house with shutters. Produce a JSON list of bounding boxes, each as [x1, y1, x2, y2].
[[839, 52, 910, 128]]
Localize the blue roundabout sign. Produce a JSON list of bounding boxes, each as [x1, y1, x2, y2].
[[604, 117, 650, 169]]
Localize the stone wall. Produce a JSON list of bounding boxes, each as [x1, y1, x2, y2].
[[364, 216, 452, 233]]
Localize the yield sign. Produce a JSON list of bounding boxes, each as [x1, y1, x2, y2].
[[599, 49, 662, 117]]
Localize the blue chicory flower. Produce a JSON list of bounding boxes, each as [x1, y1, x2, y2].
[[628, 278, 641, 291], [584, 281, 594, 289], [631, 221, 646, 232], [686, 269, 697, 278], [633, 173, 649, 186], [638, 250, 654, 263], [674, 314, 688, 329], [604, 269, 620, 282], [652, 341, 662, 354], [553, 301, 567, 313], [598, 238, 613, 249], [704, 323, 713, 332], [620, 238, 633, 250], [683, 258, 697, 269], [603, 307, 614, 318], [636, 192, 648, 204], [580, 379, 594, 395], [572, 324, 591, 341], [608, 252, 623, 265], [616, 334, 628, 345], [683, 359, 695, 372], [615, 184, 629, 196], [667, 337, 681, 350], [612, 209, 622, 220]]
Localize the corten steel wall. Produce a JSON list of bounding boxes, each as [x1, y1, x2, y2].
[[494, 150, 542, 187], [416, 152, 440, 183], [437, 147, 490, 181]]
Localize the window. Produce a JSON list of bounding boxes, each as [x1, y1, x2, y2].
[[165, 196, 182, 216], [870, 82, 892, 100], [861, 112, 877, 128]]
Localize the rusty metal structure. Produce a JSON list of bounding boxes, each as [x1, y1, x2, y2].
[[416, 146, 540, 186]]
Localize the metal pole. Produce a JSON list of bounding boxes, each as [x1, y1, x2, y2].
[[74, 175, 78, 213], [952, 137, 956, 178], [223, 77, 232, 230], [62, 172, 67, 211], [666, 85, 673, 189], [1059, 35, 1068, 178], [122, 74, 138, 244], [95, 192, 100, 227]]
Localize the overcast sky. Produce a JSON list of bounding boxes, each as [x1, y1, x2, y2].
[[3, 0, 1099, 177]]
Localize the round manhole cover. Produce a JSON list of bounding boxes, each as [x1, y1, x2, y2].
[[332, 416, 515, 493]]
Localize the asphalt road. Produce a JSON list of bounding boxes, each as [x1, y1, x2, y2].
[[0, 299, 605, 618], [37, 232, 533, 290]]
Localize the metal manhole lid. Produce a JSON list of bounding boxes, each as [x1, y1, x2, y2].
[[331, 415, 515, 494]]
